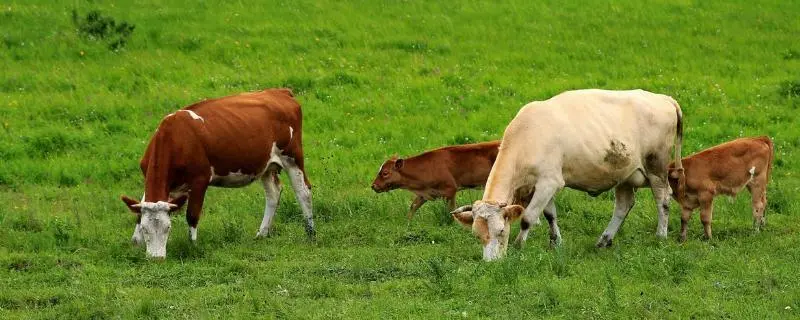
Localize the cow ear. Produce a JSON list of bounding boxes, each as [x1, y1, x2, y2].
[[394, 158, 404, 170], [121, 195, 142, 214], [503, 205, 525, 221], [168, 195, 188, 213], [452, 211, 474, 227]]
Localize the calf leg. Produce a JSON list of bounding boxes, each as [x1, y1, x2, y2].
[[256, 170, 282, 238], [699, 196, 714, 240], [284, 163, 315, 240], [515, 178, 563, 248], [747, 184, 767, 231], [407, 196, 427, 220], [186, 181, 210, 243], [679, 207, 693, 242], [597, 184, 635, 247]]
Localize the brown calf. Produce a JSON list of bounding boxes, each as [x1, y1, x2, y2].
[[667, 136, 773, 242], [371, 141, 501, 220]]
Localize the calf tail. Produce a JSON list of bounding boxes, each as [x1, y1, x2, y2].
[[762, 136, 774, 186]]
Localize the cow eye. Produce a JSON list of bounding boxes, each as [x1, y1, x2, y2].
[[381, 170, 389, 177]]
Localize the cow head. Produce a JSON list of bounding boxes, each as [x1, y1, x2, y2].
[[121, 195, 187, 259], [451, 200, 524, 261], [371, 156, 404, 193]]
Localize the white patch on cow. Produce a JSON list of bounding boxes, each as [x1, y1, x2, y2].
[[483, 239, 502, 261], [131, 223, 144, 245], [289, 126, 294, 140], [180, 110, 205, 122], [209, 166, 215, 182], [749, 166, 756, 176], [267, 142, 285, 167], [163, 113, 175, 120], [189, 226, 197, 242], [138, 201, 173, 258]]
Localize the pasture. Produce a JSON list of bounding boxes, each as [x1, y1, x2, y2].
[[1, 0, 799, 318]]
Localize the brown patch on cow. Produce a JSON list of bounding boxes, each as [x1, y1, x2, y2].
[[604, 139, 631, 169], [472, 217, 490, 245]]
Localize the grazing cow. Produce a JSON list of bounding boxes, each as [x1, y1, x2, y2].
[[667, 136, 773, 242], [451, 89, 684, 261], [371, 141, 502, 220], [120, 88, 315, 259]]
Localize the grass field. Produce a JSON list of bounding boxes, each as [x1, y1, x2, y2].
[[2, 0, 800, 318]]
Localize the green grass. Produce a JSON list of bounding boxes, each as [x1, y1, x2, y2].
[[1, 0, 799, 318]]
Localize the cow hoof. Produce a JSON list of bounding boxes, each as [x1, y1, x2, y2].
[[550, 237, 562, 248], [595, 235, 613, 248], [255, 230, 271, 239]]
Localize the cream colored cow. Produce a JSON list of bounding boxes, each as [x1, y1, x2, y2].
[[452, 89, 684, 261]]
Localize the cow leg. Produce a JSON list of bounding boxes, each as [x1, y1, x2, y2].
[[407, 196, 427, 220], [542, 198, 561, 246], [648, 175, 671, 239], [596, 184, 635, 247], [284, 164, 315, 240], [186, 181, 210, 243], [514, 197, 557, 248], [256, 170, 282, 238], [747, 183, 767, 231], [679, 207, 693, 242], [515, 179, 562, 248]]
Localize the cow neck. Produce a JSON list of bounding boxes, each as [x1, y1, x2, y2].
[[143, 132, 173, 202], [395, 156, 433, 191], [481, 153, 514, 203]]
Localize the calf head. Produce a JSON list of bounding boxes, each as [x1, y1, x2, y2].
[[451, 200, 524, 261], [371, 156, 405, 193], [666, 161, 686, 200], [121, 195, 187, 259]]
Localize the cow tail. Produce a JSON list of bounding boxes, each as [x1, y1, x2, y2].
[[670, 97, 687, 198], [672, 98, 683, 171]]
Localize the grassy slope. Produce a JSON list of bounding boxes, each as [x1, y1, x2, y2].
[[1, 0, 799, 318]]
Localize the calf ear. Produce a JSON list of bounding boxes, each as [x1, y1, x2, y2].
[[502, 205, 525, 221], [394, 158, 404, 170], [452, 211, 474, 227], [168, 195, 188, 213], [121, 195, 142, 214]]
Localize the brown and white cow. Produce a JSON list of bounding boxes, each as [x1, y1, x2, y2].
[[667, 136, 773, 242], [371, 141, 504, 220], [120, 88, 315, 258], [451, 89, 684, 261]]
